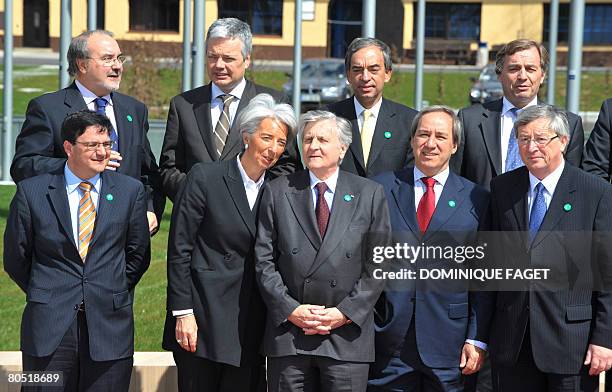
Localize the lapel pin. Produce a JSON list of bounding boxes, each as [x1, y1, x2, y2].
[[343, 194, 354, 202], [448, 200, 456, 208], [106, 194, 114, 201], [126, 115, 133, 122], [384, 131, 392, 139], [563, 203, 572, 212]]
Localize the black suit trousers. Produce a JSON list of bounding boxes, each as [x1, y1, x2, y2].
[[22, 311, 133, 392]]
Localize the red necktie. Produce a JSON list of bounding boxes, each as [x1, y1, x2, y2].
[[315, 182, 330, 238], [417, 177, 436, 233]]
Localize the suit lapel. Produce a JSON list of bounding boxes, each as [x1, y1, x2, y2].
[[64, 83, 88, 111], [367, 99, 393, 168], [193, 84, 218, 160], [306, 172, 359, 276], [480, 101, 503, 176], [510, 169, 530, 234], [88, 172, 116, 250], [221, 80, 255, 160], [343, 99, 366, 172], [110, 93, 134, 157], [47, 173, 76, 249], [286, 171, 321, 250], [424, 172, 467, 239], [532, 165, 576, 248], [391, 169, 420, 235], [224, 158, 256, 237]]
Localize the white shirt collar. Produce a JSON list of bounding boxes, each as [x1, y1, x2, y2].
[[528, 159, 565, 195], [75, 79, 113, 106], [309, 169, 340, 194], [236, 155, 265, 188], [211, 78, 247, 101], [64, 163, 101, 195], [354, 96, 383, 119], [413, 165, 450, 187], [502, 96, 537, 117]]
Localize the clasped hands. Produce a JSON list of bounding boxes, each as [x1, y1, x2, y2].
[[288, 304, 351, 335]]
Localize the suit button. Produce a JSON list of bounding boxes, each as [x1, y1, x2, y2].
[[330, 280, 337, 287], [83, 278, 88, 283], [74, 304, 79, 310], [346, 252, 352, 258], [224, 253, 231, 260], [305, 279, 311, 284], [292, 248, 299, 254]]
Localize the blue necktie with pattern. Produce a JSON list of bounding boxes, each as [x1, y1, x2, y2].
[[505, 107, 523, 172], [94, 97, 118, 152], [529, 182, 547, 244]]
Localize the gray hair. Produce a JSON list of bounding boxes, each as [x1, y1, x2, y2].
[[68, 30, 115, 77], [410, 105, 462, 144], [235, 94, 296, 140], [513, 104, 569, 139], [345, 37, 393, 73], [297, 110, 352, 148], [206, 18, 252, 59], [495, 39, 549, 76]]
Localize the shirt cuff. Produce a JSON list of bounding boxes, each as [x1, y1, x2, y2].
[[465, 339, 488, 351], [172, 309, 194, 317]]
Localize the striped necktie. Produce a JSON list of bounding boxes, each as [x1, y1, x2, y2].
[[78, 182, 96, 261], [213, 94, 236, 158]]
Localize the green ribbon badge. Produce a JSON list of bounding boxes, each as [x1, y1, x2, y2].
[[448, 200, 456, 208], [126, 115, 133, 122], [384, 131, 392, 139], [343, 194, 354, 202], [106, 194, 114, 201], [563, 203, 572, 212]]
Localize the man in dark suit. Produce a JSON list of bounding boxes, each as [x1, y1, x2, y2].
[[326, 37, 418, 178], [255, 110, 391, 391], [160, 18, 295, 201], [11, 29, 162, 234], [452, 39, 584, 189], [488, 105, 612, 391], [4, 110, 150, 391], [369, 106, 491, 391], [583, 98, 612, 180]]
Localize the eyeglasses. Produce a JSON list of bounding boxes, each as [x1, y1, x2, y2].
[[517, 135, 558, 146], [87, 55, 127, 66], [73, 141, 115, 151]]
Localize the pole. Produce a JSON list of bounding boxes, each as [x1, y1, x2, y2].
[[414, 0, 425, 110], [3, 0, 13, 181], [547, 0, 559, 105], [566, 0, 584, 114], [292, 0, 303, 116], [182, 0, 192, 92], [362, 0, 376, 37], [87, 0, 97, 30], [59, 0, 72, 88], [192, 0, 205, 88]]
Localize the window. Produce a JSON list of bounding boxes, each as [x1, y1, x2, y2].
[[544, 3, 612, 45], [415, 3, 481, 41], [129, 0, 179, 32], [218, 0, 283, 35], [87, 0, 105, 29]]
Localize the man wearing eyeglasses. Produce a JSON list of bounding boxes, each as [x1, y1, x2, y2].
[[4, 110, 150, 392], [11, 29, 163, 235], [487, 104, 612, 391]]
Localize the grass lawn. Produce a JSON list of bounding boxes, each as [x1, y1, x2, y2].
[[0, 185, 171, 351]]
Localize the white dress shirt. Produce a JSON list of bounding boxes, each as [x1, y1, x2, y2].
[[354, 96, 383, 134], [528, 159, 565, 216], [75, 80, 118, 132], [236, 155, 265, 210], [211, 79, 247, 129], [500, 96, 537, 173], [64, 164, 101, 248], [309, 169, 339, 211]]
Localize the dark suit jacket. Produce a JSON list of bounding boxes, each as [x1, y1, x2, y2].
[[583, 98, 612, 180], [159, 80, 296, 201], [452, 99, 584, 188], [370, 168, 491, 373], [255, 170, 391, 362], [325, 97, 418, 178], [10, 82, 164, 218], [487, 164, 612, 374], [3, 170, 150, 361], [162, 158, 266, 367]]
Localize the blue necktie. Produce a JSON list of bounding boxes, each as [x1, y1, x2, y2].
[[529, 182, 547, 244], [94, 97, 118, 152], [505, 107, 523, 172]]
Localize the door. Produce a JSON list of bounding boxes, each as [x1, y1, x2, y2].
[[23, 0, 50, 47]]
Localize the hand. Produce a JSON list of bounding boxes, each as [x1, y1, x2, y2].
[[584, 344, 612, 375], [288, 304, 325, 330], [308, 307, 351, 335], [460, 343, 486, 375], [147, 212, 159, 235], [175, 314, 198, 352], [105, 151, 122, 171]]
